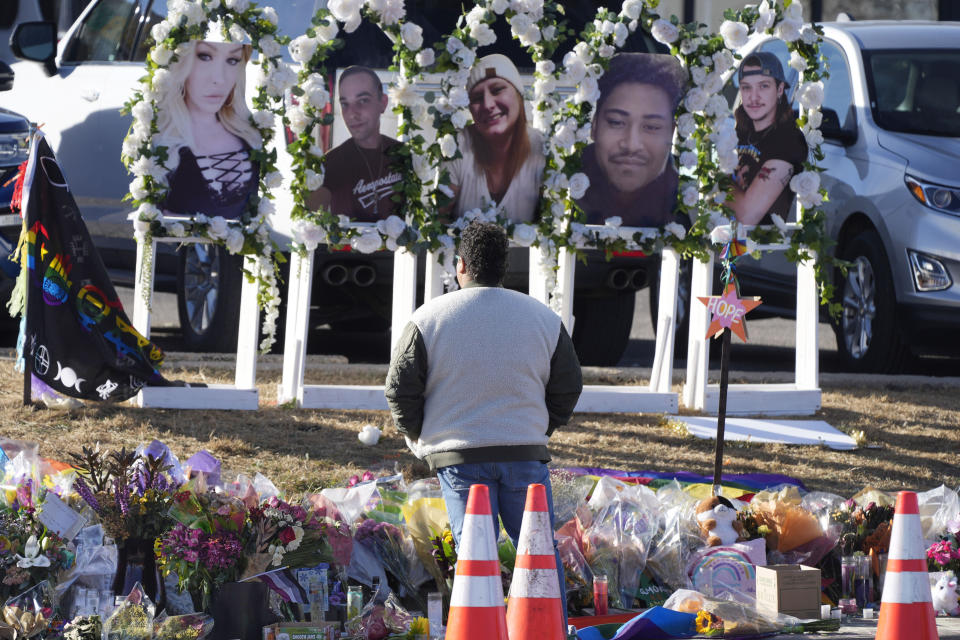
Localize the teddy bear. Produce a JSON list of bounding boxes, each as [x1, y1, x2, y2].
[[695, 495, 745, 546], [932, 572, 960, 616]]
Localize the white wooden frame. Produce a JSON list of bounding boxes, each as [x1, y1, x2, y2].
[[277, 223, 417, 409], [132, 234, 260, 409], [681, 220, 821, 416]]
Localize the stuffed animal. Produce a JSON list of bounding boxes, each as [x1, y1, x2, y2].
[[695, 495, 745, 546], [932, 572, 960, 616]]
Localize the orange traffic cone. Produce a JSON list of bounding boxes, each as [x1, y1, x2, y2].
[[875, 491, 938, 640], [445, 484, 509, 640], [507, 483, 565, 640]]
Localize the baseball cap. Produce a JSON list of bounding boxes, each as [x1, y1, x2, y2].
[[738, 51, 789, 88], [467, 53, 524, 96]]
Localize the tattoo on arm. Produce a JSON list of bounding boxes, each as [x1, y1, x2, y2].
[[756, 166, 774, 182], [779, 166, 795, 188]]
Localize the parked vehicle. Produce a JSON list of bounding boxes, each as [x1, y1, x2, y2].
[[5, 0, 672, 365], [726, 21, 960, 373]]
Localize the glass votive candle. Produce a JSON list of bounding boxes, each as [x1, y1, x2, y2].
[[821, 604, 832, 619], [863, 607, 875, 619]]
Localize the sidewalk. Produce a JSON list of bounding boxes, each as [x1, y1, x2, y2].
[[773, 616, 960, 638]]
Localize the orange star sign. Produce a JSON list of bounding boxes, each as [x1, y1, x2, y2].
[[698, 283, 762, 342]]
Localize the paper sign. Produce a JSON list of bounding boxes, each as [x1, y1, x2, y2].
[[38, 491, 87, 540]]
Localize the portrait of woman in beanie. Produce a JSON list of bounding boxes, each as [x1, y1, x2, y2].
[[444, 53, 546, 223], [156, 39, 260, 220]]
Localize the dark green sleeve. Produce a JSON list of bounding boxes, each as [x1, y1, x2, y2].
[[545, 323, 583, 436], [384, 321, 428, 440]]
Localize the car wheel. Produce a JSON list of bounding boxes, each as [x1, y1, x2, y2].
[[176, 243, 242, 352], [572, 292, 634, 366], [834, 230, 909, 373], [649, 257, 692, 358]]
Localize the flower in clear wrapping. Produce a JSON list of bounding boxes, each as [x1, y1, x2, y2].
[[289, 34, 319, 64], [665, 222, 686, 239], [439, 134, 457, 159], [755, 0, 775, 31], [401, 22, 423, 51], [264, 171, 282, 189], [567, 172, 590, 200], [651, 19, 679, 44], [225, 229, 245, 254], [796, 81, 825, 110], [207, 216, 229, 239], [377, 215, 407, 238], [415, 48, 435, 67], [776, 18, 803, 42], [287, 105, 311, 135], [684, 87, 709, 113], [305, 169, 323, 191], [352, 230, 382, 254], [682, 185, 699, 207], [719, 20, 749, 49], [511, 223, 537, 247]]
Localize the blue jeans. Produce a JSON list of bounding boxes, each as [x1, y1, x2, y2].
[[437, 461, 568, 629]]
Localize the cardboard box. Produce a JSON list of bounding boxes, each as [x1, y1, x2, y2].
[[262, 621, 339, 640], [755, 564, 822, 620]]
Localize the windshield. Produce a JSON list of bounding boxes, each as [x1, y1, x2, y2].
[[865, 49, 960, 137]]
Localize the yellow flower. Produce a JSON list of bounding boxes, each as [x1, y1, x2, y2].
[[406, 617, 429, 638]]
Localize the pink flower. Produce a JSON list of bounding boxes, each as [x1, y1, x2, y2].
[[348, 475, 360, 487]]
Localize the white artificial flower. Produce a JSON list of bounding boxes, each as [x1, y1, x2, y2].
[[709, 224, 732, 244], [785, 0, 803, 20], [150, 45, 174, 66], [719, 20, 749, 49], [449, 87, 469, 109], [598, 44, 615, 59], [264, 171, 282, 189], [806, 110, 823, 129], [622, 0, 643, 20], [684, 87, 709, 112], [451, 109, 469, 129], [286, 105, 311, 135], [352, 230, 382, 254], [378, 215, 406, 238], [415, 49, 435, 67], [259, 35, 283, 59], [260, 6, 278, 25], [381, 0, 405, 25], [789, 50, 808, 72], [206, 0, 221, 10], [252, 110, 274, 130], [151, 68, 173, 93], [509, 13, 533, 39], [132, 217, 151, 235], [225, 0, 249, 10], [676, 112, 696, 139], [718, 148, 739, 173], [388, 77, 418, 107], [702, 72, 724, 95], [682, 185, 699, 207], [168, 222, 186, 237], [228, 24, 249, 44], [446, 36, 464, 54], [401, 22, 423, 51], [574, 76, 600, 104], [613, 22, 629, 47], [599, 19, 616, 36], [439, 134, 457, 158], [651, 19, 679, 45], [328, 0, 363, 25], [452, 45, 475, 69], [604, 215, 622, 228], [561, 55, 588, 85], [798, 190, 824, 210], [518, 25, 541, 47], [258, 198, 276, 216], [150, 21, 172, 43], [289, 35, 319, 64], [567, 172, 590, 200], [305, 169, 323, 191], [790, 170, 820, 197], [800, 26, 819, 45], [263, 65, 297, 98], [179, 1, 205, 27], [680, 38, 702, 55], [316, 20, 339, 44], [796, 81, 825, 110], [680, 150, 698, 169], [755, 0, 776, 32], [804, 127, 824, 147], [491, 0, 509, 13], [665, 222, 687, 239], [554, 121, 576, 151], [137, 203, 162, 221], [690, 66, 707, 86], [465, 5, 486, 28], [131, 100, 153, 126], [225, 229, 245, 253], [302, 74, 330, 109], [777, 18, 803, 42], [533, 76, 555, 100], [293, 220, 326, 250], [471, 22, 496, 47], [131, 156, 166, 181], [706, 94, 729, 118], [512, 223, 538, 247], [367, 0, 387, 14], [572, 41, 593, 64], [207, 216, 229, 239], [543, 24, 556, 40], [122, 136, 140, 159], [712, 49, 735, 73]]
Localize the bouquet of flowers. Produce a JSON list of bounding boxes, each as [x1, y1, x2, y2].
[[928, 531, 960, 574], [155, 523, 245, 612], [0, 499, 74, 604], [1, 581, 56, 640], [102, 584, 154, 640], [832, 499, 894, 557], [167, 487, 245, 536], [153, 613, 214, 640], [62, 615, 102, 640], [355, 520, 422, 608]]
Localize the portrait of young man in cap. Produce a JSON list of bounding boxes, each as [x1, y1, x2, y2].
[[730, 52, 808, 225], [575, 53, 689, 228]]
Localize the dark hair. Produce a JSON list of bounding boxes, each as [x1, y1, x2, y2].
[[458, 222, 508, 285], [733, 82, 797, 136], [339, 65, 383, 95], [596, 53, 688, 115]]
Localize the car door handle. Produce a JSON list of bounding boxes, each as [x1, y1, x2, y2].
[[80, 89, 100, 102]]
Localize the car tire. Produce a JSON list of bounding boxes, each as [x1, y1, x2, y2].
[[833, 230, 910, 373], [572, 292, 634, 366], [648, 257, 693, 358], [176, 244, 242, 352]]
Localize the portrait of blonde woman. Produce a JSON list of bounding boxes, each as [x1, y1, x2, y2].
[[444, 53, 545, 223], [156, 39, 260, 220]]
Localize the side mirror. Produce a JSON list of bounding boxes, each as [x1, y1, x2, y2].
[[820, 107, 857, 146], [11, 21, 58, 77], [0, 61, 13, 92]]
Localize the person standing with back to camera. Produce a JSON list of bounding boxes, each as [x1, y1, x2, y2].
[[729, 52, 808, 225], [157, 39, 260, 219], [444, 54, 546, 222]]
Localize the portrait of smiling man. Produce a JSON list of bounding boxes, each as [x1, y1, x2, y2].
[[576, 53, 688, 228], [308, 65, 404, 221]]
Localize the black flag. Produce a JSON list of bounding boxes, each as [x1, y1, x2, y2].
[[21, 135, 165, 401]]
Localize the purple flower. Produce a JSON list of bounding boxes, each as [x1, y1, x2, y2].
[[114, 477, 131, 517], [74, 477, 101, 513]]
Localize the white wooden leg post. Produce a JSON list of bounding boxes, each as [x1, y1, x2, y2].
[[278, 249, 315, 405], [132, 236, 157, 340], [795, 251, 819, 391], [650, 248, 679, 394], [683, 253, 714, 410], [391, 248, 418, 351], [423, 250, 446, 301]]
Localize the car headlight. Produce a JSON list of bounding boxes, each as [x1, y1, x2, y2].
[[905, 175, 960, 216], [908, 249, 952, 292], [0, 131, 30, 166]]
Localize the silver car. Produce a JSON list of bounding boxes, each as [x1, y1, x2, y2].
[[730, 21, 960, 373]]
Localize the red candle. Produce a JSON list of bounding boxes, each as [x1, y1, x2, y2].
[[593, 575, 609, 616]]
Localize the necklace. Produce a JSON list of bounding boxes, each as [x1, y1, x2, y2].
[[353, 135, 384, 218]]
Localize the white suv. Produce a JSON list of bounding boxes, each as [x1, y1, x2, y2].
[[728, 21, 960, 373]]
